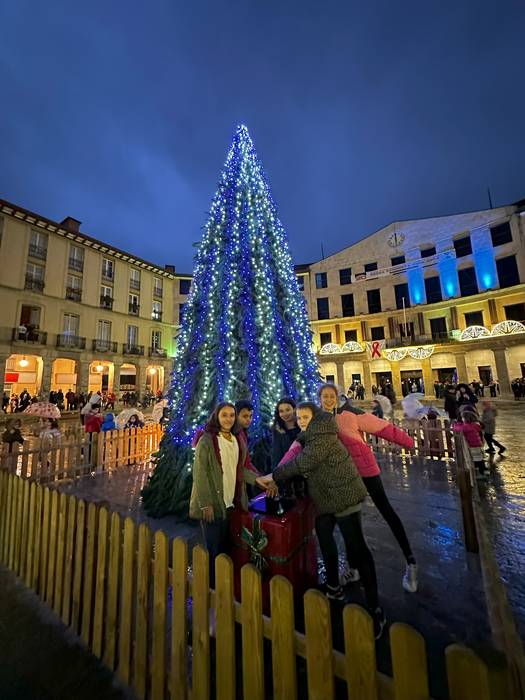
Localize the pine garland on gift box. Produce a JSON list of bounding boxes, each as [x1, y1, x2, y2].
[[142, 124, 320, 518]]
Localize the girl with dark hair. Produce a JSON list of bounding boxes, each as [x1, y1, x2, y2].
[[456, 383, 478, 414], [318, 383, 418, 593], [271, 397, 300, 470], [189, 402, 274, 582]]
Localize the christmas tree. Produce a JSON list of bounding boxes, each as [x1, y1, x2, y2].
[[142, 124, 319, 518]]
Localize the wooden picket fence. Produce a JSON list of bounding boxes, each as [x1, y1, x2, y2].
[[370, 418, 455, 459], [0, 424, 162, 483], [0, 470, 513, 700]]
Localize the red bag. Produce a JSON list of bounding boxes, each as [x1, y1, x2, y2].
[[229, 494, 318, 613]]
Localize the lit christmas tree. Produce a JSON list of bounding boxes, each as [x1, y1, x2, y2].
[[142, 124, 319, 518]]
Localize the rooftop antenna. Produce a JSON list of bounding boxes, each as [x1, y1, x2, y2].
[[487, 187, 493, 209], [321, 243, 325, 260]]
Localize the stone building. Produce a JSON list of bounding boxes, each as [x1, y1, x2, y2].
[[300, 199, 525, 397], [0, 198, 192, 399]]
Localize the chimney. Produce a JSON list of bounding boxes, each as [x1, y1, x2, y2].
[[60, 216, 82, 233], [165, 264, 176, 273]]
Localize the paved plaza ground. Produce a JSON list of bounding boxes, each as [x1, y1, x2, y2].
[[46, 400, 525, 698], [2, 400, 523, 698]]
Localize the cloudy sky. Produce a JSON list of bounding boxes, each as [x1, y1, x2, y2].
[[1, 0, 524, 272]]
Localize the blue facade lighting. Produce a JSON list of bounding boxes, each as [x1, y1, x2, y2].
[[407, 266, 426, 305], [474, 248, 497, 290], [439, 256, 460, 298]]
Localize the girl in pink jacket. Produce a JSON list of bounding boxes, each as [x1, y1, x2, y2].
[[318, 384, 418, 593], [453, 412, 486, 479]]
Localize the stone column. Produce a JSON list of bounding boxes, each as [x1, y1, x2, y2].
[[421, 358, 434, 398], [362, 359, 372, 393], [335, 359, 345, 391], [77, 360, 91, 394], [391, 363, 402, 397], [0, 354, 8, 394], [41, 357, 53, 398], [112, 363, 121, 396], [137, 363, 148, 400], [455, 352, 468, 384], [493, 348, 511, 396]]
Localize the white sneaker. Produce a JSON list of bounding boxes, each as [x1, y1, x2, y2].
[[340, 566, 360, 585], [402, 563, 418, 593]]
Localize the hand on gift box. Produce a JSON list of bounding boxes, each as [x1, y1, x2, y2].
[[256, 475, 279, 498]]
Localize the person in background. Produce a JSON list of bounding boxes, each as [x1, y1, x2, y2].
[[106, 390, 116, 411], [481, 400, 506, 456], [444, 386, 458, 421], [2, 418, 24, 453], [271, 397, 300, 470], [125, 413, 144, 430], [456, 383, 478, 415], [235, 399, 254, 439], [2, 392, 10, 413], [453, 411, 486, 479], [39, 418, 61, 445], [371, 399, 384, 419]]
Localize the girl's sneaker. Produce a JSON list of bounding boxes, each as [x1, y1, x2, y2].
[[325, 584, 345, 601], [402, 563, 418, 593], [340, 566, 360, 585], [372, 606, 387, 639]]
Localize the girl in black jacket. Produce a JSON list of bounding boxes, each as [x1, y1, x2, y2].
[[271, 397, 300, 469]]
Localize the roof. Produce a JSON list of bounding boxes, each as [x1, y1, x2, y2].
[[0, 197, 178, 279]]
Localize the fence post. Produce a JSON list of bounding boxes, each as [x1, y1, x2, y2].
[[454, 434, 479, 554]]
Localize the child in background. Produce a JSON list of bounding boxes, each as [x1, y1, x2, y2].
[[371, 399, 384, 419], [481, 401, 506, 456], [453, 411, 486, 479], [101, 412, 116, 432]]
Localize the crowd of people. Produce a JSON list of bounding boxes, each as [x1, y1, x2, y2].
[[189, 384, 423, 639], [511, 377, 525, 399]]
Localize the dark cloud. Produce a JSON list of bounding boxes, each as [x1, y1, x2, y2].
[[0, 0, 524, 271]]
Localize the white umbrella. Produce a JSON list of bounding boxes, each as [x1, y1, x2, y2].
[[374, 394, 393, 418]]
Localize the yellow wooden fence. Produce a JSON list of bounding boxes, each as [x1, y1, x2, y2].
[[0, 424, 163, 482], [370, 418, 455, 459], [0, 470, 514, 700]]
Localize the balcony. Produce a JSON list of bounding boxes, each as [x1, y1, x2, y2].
[[149, 347, 167, 358], [151, 310, 162, 322], [12, 327, 47, 344], [128, 303, 140, 316], [28, 243, 47, 260], [24, 276, 45, 293], [66, 287, 82, 302], [153, 286, 163, 299], [68, 257, 84, 272], [92, 339, 118, 353], [385, 333, 455, 348], [130, 278, 141, 290], [123, 343, 144, 356], [100, 295, 114, 310], [56, 334, 86, 350]]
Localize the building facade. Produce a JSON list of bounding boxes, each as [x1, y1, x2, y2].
[[299, 200, 525, 397], [0, 199, 192, 400], [1, 195, 523, 402]]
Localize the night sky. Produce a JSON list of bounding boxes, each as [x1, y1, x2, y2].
[[1, 0, 524, 272]]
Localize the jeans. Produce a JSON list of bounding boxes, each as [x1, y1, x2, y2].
[[315, 511, 378, 610], [362, 475, 414, 563], [201, 510, 231, 586]]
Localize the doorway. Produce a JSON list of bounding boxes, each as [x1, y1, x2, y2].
[[374, 371, 392, 391], [401, 370, 423, 396], [478, 366, 492, 386]]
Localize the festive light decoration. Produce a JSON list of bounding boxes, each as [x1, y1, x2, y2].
[[459, 325, 491, 341], [142, 125, 320, 518], [491, 320, 525, 336], [320, 343, 342, 354], [18, 357, 29, 368], [96, 364, 104, 372], [341, 341, 363, 353], [384, 348, 408, 361], [407, 345, 435, 360]]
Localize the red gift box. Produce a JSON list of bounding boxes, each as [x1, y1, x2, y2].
[[229, 494, 318, 612]]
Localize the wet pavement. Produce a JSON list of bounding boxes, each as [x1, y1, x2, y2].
[[49, 401, 525, 698]]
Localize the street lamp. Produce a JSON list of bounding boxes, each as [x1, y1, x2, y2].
[[19, 357, 29, 368]]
